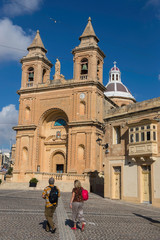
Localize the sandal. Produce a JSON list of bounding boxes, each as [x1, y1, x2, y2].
[[71, 227, 77, 230], [81, 223, 85, 231]]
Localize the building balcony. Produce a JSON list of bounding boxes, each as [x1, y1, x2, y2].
[[129, 142, 158, 157]]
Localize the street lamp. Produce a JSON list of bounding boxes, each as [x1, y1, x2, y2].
[[96, 137, 109, 153], [96, 137, 102, 145]]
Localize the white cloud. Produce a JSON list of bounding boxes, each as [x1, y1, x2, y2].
[[145, 0, 160, 19], [0, 104, 18, 149], [146, 0, 160, 7], [0, 18, 34, 61], [2, 0, 43, 17]]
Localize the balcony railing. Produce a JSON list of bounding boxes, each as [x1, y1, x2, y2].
[[26, 82, 33, 87], [80, 74, 88, 80]]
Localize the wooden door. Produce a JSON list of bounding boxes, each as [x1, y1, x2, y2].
[[142, 166, 151, 203], [113, 167, 121, 199]]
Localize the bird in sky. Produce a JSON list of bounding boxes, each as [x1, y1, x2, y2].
[[50, 18, 61, 23]]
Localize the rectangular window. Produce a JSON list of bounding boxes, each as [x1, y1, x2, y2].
[[141, 132, 145, 141], [113, 126, 121, 144], [136, 133, 139, 142], [112, 75, 114, 81], [116, 74, 118, 80], [147, 131, 150, 141], [130, 134, 134, 143], [153, 132, 156, 140], [129, 124, 157, 144]]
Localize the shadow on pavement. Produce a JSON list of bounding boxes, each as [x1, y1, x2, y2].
[[134, 213, 160, 225], [39, 220, 46, 230], [65, 219, 81, 229], [65, 219, 73, 228]]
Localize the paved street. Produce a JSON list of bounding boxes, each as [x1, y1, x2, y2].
[[0, 190, 160, 240]]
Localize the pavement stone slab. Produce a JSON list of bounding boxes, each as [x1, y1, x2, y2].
[[0, 190, 160, 239]]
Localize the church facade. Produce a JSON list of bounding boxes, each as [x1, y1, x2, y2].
[[13, 18, 160, 207]]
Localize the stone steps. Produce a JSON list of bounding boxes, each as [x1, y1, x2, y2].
[[0, 180, 89, 192]]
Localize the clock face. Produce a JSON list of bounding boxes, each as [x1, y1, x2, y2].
[[80, 93, 85, 100]]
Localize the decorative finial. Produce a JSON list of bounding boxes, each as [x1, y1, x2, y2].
[[113, 61, 117, 67], [37, 30, 40, 33], [88, 17, 91, 22]]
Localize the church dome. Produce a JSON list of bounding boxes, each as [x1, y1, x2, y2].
[[104, 62, 135, 101]]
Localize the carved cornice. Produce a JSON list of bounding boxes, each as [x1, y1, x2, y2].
[[17, 80, 106, 95], [72, 46, 105, 58], [44, 140, 67, 145], [20, 56, 53, 68], [13, 125, 37, 131], [68, 120, 105, 129]]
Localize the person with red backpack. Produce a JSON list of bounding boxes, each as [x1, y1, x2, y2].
[[42, 177, 60, 233], [70, 180, 87, 231]]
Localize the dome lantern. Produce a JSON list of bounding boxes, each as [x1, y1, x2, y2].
[[104, 62, 136, 105]]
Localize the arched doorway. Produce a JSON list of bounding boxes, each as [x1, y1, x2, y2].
[[51, 151, 65, 173], [38, 108, 68, 173]]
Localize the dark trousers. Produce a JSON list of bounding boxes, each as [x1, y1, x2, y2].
[[45, 205, 56, 230]]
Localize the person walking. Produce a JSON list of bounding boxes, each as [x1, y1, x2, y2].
[[70, 179, 86, 231], [42, 177, 60, 233]]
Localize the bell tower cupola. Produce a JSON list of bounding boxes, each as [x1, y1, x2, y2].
[[20, 30, 53, 89], [72, 17, 105, 83]]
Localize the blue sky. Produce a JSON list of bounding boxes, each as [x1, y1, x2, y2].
[[0, 0, 159, 151]]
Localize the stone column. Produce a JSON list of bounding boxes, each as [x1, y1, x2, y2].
[[29, 136, 33, 171], [69, 133, 77, 173], [14, 136, 21, 171], [84, 132, 91, 172]]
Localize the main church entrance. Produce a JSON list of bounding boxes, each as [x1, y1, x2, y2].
[[38, 108, 68, 173], [51, 151, 65, 173]]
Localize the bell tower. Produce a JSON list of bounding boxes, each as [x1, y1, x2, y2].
[[20, 30, 53, 89], [72, 17, 105, 83]]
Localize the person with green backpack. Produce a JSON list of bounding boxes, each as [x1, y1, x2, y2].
[[42, 177, 60, 233]]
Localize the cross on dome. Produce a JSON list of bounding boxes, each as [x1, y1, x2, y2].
[[113, 61, 117, 67]]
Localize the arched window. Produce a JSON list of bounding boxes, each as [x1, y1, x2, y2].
[[28, 67, 34, 82], [42, 69, 46, 83], [54, 119, 67, 126], [78, 145, 85, 164], [22, 147, 29, 170], [81, 58, 88, 75], [116, 74, 118, 81], [25, 106, 30, 121], [97, 60, 100, 80], [79, 101, 86, 115], [97, 60, 100, 73]]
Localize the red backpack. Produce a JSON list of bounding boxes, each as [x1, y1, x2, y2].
[[82, 188, 89, 201]]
